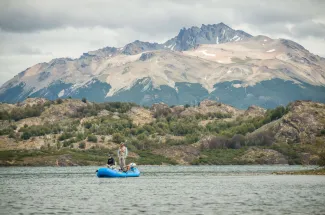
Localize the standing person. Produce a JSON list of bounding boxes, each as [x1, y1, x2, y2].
[[117, 143, 128, 171]]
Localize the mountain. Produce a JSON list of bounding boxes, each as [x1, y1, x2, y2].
[[1, 22, 325, 108]]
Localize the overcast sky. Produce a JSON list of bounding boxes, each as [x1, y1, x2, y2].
[[0, 0, 325, 86]]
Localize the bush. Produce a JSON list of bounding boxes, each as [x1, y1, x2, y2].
[[56, 98, 63, 104], [201, 136, 228, 150], [185, 134, 200, 144], [227, 134, 245, 149], [137, 133, 147, 141], [87, 134, 98, 143], [84, 122, 92, 129], [8, 132, 16, 139], [245, 130, 274, 146], [82, 98, 87, 103], [21, 132, 32, 140], [76, 132, 85, 141], [79, 142, 86, 149], [112, 133, 124, 143], [9, 104, 45, 121], [0, 110, 10, 120], [58, 132, 73, 141], [166, 138, 186, 146], [0, 128, 15, 136], [153, 108, 171, 118], [318, 151, 325, 166]]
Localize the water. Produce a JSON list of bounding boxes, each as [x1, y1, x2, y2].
[[1, 166, 324, 215]]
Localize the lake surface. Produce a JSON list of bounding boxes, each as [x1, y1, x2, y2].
[[1, 165, 324, 215]]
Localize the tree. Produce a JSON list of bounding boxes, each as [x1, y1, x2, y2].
[[82, 98, 87, 103]]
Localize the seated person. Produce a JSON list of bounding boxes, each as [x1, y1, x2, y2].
[[125, 163, 136, 172], [106, 154, 116, 168]]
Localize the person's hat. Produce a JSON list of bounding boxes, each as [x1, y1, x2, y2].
[[120, 142, 125, 145]]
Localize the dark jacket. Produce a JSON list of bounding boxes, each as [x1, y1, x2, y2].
[[107, 157, 115, 166]]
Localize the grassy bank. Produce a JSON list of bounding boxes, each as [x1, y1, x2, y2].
[[274, 168, 325, 175], [0, 149, 178, 166]]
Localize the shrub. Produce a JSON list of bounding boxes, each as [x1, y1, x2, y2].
[[166, 138, 186, 146], [153, 108, 171, 118], [10, 104, 45, 121], [76, 132, 85, 141], [201, 136, 229, 150], [21, 132, 32, 140], [245, 130, 274, 146], [0, 128, 15, 136], [82, 98, 87, 103], [318, 151, 325, 166], [58, 132, 73, 141], [56, 141, 62, 149], [84, 122, 92, 129], [56, 98, 63, 104], [112, 133, 124, 143], [127, 138, 142, 150], [63, 140, 73, 147], [185, 133, 200, 144], [87, 134, 98, 143], [8, 132, 16, 139], [79, 142, 86, 149], [227, 134, 245, 149], [0, 110, 10, 120], [137, 133, 147, 141], [44, 101, 53, 107]]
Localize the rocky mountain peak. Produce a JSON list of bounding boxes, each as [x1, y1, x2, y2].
[[86, 46, 119, 58], [163, 22, 252, 51], [122, 40, 163, 55]]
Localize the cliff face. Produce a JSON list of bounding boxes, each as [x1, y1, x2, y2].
[[0, 98, 324, 166], [248, 101, 325, 144]]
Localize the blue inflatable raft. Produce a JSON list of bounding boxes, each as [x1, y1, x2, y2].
[[97, 167, 140, 178]]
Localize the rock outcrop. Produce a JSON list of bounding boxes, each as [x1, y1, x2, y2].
[[248, 101, 325, 144]]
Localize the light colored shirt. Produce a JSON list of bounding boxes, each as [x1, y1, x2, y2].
[[117, 146, 128, 158]]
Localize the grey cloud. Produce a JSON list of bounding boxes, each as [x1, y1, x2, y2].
[[0, 43, 52, 56], [1, 0, 324, 40], [0, 0, 325, 86], [291, 21, 325, 39]]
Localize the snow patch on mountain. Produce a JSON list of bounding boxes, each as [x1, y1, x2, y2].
[[232, 84, 242, 88], [199, 50, 216, 57], [266, 49, 275, 53], [58, 90, 65, 97]]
